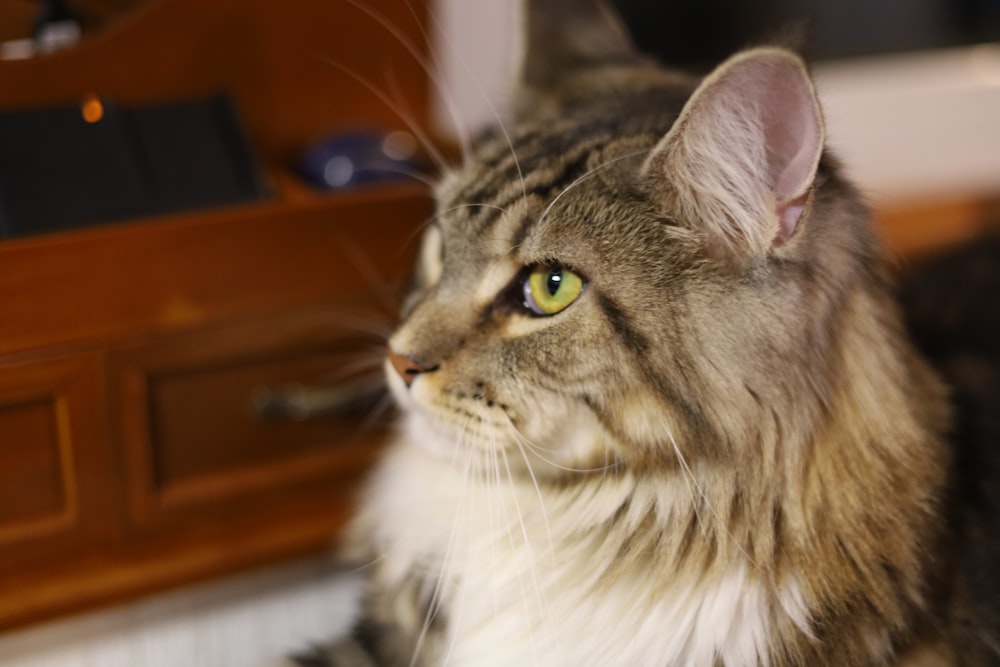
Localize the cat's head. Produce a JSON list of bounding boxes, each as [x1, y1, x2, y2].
[[386, 0, 879, 477]]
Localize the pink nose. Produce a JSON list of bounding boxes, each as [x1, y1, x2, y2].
[[388, 349, 437, 387]]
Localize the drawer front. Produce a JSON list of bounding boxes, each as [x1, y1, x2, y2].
[[112, 307, 394, 532], [0, 353, 115, 566]]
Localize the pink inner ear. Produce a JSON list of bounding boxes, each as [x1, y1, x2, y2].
[[775, 193, 808, 245], [760, 64, 823, 244], [641, 48, 824, 259]]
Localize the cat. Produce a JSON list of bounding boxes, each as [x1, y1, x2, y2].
[[291, 1, 997, 665]]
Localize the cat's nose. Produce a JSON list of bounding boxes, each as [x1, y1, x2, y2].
[[387, 348, 438, 387]]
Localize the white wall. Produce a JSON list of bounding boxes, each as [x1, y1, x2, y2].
[[815, 45, 1000, 203], [429, 0, 520, 139]]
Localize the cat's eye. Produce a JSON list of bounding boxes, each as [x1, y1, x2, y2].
[[522, 265, 584, 316]]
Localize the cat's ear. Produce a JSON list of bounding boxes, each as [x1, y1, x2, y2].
[[642, 48, 824, 261], [518, 0, 637, 94]]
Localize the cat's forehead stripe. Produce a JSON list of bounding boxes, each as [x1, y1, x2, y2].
[[451, 135, 616, 244], [488, 149, 595, 237], [454, 119, 612, 210]]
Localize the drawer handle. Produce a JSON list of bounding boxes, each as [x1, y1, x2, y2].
[[251, 381, 383, 421]]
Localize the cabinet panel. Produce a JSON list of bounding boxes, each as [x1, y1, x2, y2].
[[150, 352, 378, 486], [112, 307, 392, 532], [0, 399, 66, 528], [0, 353, 115, 561]]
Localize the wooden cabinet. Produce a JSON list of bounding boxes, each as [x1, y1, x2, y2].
[[0, 187, 432, 630], [0, 0, 435, 631], [0, 352, 116, 569], [112, 307, 390, 532]]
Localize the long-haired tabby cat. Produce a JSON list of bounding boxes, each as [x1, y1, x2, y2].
[[293, 1, 997, 665]]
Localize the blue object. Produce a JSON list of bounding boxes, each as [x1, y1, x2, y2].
[[300, 130, 421, 190]]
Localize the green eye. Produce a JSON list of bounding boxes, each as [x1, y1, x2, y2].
[[523, 265, 584, 316]]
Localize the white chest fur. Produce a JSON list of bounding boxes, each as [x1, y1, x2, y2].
[[362, 440, 808, 667]]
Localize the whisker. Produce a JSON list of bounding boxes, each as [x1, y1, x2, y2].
[[414, 0, 527, 200], [509, 434, 558, 581], [506, 419, 616, 474], [498, 377, 616, 475], [663, 422, 705, 532], [340, 0, 471, 161], [498, 443, 550, 665], [661, 420, 764, 572], [438, 437, 489, 667], [399, 212, 443, 263], [314, 310, 397, 342], [345, 552, 389, 574], [537, 149, 650, 226], [313, 54, 448, 173], [368, 161, 441, 189], [320, 351, 386, 379], [399, 201, 512, 267], [484, 436, 503, 626], [380, 63, 451, 177], [358, 389, 396, 433], [335, 235, 407, 315], [408, 415, 477, 667]]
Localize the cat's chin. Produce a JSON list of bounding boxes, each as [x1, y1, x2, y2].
[[396, 404, 517, 460]]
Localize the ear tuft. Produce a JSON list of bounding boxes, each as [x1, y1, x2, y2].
[[642, 48, 825, 260]]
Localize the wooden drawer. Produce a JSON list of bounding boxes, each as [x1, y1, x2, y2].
[[111, 306, 393, 534], [0, 352, 116, 568]]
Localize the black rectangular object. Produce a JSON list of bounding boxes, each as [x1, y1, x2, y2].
[[0, 95, 269, 239]]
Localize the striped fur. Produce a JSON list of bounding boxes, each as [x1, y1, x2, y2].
[[320, 2, 977, 666]]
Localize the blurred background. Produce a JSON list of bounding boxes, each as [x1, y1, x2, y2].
[[0, 1, 997, 665]]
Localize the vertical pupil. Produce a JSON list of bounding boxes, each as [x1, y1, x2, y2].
[[546, 270, 562, 297]]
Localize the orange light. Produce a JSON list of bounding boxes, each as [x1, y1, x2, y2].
[[81, 94, 104, 123]]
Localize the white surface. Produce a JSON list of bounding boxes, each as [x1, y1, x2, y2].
[[0, 560, 360, 667], [429, 0, 520, 140], [816, 45, 1000, 203], [431, 0, 1000, 204]]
